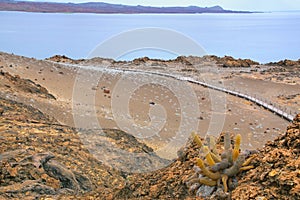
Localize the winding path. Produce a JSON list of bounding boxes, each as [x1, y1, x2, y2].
[[136, 69, 295, 122], [51, 61, 295, 122]]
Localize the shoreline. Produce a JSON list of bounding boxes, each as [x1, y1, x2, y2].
[[0, 10, 256, 15], [0, 1, 252, 14]]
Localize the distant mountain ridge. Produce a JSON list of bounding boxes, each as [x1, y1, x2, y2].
[[0, 0, 252, 14]]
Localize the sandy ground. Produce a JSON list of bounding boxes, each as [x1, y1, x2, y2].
[[0, 52, 298, 159]]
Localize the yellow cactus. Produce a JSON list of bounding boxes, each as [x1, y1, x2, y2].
[[232, 134, 241, 161], [199, 178, 217, 186], [196, 158, 221, 180], [203, 146, 216, 166], [242, 155, 254, 167], [192, 132, 203, 148], [240, 165, 254, 171], [188, 133, 256, 196], [210, 152, 222, 163], [221, 175, 228, 193]]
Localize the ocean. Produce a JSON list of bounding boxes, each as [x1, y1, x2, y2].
[[0, 11, 299, 63]]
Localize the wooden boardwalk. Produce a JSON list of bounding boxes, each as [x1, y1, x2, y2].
[[147, 70, 295, 122], [51, 61, 296, 122]]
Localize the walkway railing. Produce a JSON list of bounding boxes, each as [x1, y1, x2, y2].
[[142, 70, 295, 122], [49, 61, 296, 122]]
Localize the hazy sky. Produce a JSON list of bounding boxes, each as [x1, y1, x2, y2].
[[22, 0, 300, 11]]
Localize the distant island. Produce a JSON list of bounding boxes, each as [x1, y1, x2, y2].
[[0, 0, 252, 14]]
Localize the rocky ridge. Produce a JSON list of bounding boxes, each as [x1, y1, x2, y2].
[[113, 114, 300, 199], [232, 114, 300, 199], [0, 70, 56, 100], [0, 97, 166, 199]]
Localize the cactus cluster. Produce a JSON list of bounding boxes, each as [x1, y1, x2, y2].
[[186, 132, 256, 198]]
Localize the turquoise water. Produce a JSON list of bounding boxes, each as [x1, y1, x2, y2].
[[0, 11, 299, 63]]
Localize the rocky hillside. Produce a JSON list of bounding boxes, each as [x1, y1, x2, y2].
[[232, 113, 300, 199], [113, 114, 300, 200], [0, 74, 167, 199], [0, 97, 126, 199], [0, 70, 56, 100]]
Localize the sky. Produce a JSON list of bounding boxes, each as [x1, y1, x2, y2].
[[21, 0, 300, 11]]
